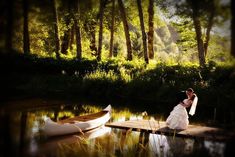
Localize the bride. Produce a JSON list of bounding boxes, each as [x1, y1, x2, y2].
[[166, 88, 198, 130]]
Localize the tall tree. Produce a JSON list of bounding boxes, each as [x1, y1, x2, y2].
[[232, 0, 235, 57], [85, 20, 97, 55], [75, 22, 82, 59], [202, 0, 229, 57], [203, 0, 215, 56], [162, 0, 229, 66], [97, 0, 106, 61], [60, 1, 72, 55], [5, 0, 14, 52], [118, 0, 132, 60], [52, 0, 60, 59], [23, 0, 30, 54], [188, 0, 205, 66], [109, 0, 115, 58], [73, 0, 82, 60], [62, 0, 83, 59], [82, 0, 98, 56], [148, 0, 154, 59], [137, 0, 148, 63], [69, 24, 75, 50]]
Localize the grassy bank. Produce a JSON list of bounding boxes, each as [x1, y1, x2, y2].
[[1, 52, 235, 126]]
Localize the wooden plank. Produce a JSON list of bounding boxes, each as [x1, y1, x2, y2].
[[105, 120, 235, 142]]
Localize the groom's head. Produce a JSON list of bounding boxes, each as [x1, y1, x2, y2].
[[186, 88, 194, 98]]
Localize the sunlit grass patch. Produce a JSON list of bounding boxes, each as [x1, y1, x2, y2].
[[83, 69, 119, 82], [57, 111, 75, 119], [111, 108, 135, 121], [80, 105, 102, 114]]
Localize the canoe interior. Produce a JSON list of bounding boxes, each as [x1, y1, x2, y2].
[[57, 111, 109, 124]]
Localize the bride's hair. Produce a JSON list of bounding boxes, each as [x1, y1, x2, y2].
[[176, 91, 187, 103]]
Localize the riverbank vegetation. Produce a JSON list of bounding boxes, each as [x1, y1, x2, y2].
[[1, 52, 235, 127], [1, 0, 235, 127]]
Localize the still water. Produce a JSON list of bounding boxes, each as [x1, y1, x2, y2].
[[0, 98, 229, 157]]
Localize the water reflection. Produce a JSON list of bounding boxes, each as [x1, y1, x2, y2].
[[149, 134, 170, 157], [27, 126, 111, 156], [0, 100, 228, 157], [204, 141, 225, 157]]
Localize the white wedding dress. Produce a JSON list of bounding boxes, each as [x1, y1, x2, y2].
[[166, 99, 191, 130]]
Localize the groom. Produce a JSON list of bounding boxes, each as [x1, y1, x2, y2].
[[186, 88, 195, 100]]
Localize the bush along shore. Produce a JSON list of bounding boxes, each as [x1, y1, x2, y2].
[[1, 53, 235, 128]]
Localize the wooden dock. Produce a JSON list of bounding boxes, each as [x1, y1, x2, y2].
[[105, 120, 235, 142]]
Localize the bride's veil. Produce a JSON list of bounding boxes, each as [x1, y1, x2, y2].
[[189, 96, 198, 116]]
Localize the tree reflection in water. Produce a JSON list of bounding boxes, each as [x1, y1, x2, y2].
[[0, 101, 228, 157]]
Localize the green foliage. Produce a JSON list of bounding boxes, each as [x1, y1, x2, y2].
[[5, 0, 230, 66], [171, 20, 196, 49], [1, 52, 235, 123], [207, 35, 231, 62], [84, 69, 119, 82]]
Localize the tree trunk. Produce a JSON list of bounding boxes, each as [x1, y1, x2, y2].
[[231, 0, 235, 57], [148, 0, 154, 59], [84, 20, 97, 55], [97, 0, 106, 61], [69, 24, 75, 50], [73, 0, 82, 60], [118, 0, 132, 60], [61, 1, 72, 55], [191, 1, 205, 66], [52, 0, 60, 59], [60, 24, 71, 54], [75, 20, 82, 59], [137, 0, 148, 64], [90, 24, 97, 55], [193, 17, 205, 67], [23, 0, 30, 54], [5, 0, 14, 52], [109, 0, 115, 58], [204, 2, 215, 57], [83, 0, 98, 56]]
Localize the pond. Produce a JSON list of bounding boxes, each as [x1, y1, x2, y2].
[[0, 98, 231, 157]]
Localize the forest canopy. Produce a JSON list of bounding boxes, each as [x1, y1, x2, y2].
[[0, 0, 233, 66]]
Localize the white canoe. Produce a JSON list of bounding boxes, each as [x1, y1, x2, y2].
[[42, 105, 112, 137]]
